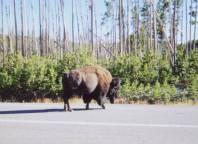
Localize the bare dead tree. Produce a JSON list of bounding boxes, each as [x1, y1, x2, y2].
[[1, 0, 4, 66], [57, 0, 62, 58], [136, 0, 140, 55], [121, 0, 125, 53], [186, 0, 189, 55], [173, 0, 177, 70], [153, 0, 157, 53], [39, 0, 44, 56], [118, 0, 123, 54], [126, 0, 130, 53], [181, 0, 184, 45], [31, 1, 36, 56], [60, 0, 67, 53], [13, 0, 18, 53], [74, 0, 80, 47], [90, 0, 94, 52], [189, 0, 193, 50], [20, 0, 25, 57], [44, 0, 49, 56], [149, 0, 153, 52], [5, 5, 12, 54], [113, 1, 117, 56], [72, 0, 75, 51], [193, 0, 198, 49], [94, 2, 98, 57]]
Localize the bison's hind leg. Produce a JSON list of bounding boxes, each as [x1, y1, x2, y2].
[[83, 94, 92, 110], [102, 104, 105, 109], [96, 94, 106, 109]]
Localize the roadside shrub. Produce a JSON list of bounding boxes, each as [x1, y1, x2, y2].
[[0, 48, 197, 104], [138, 53, 159, 85], [187, 76, 198, 103]]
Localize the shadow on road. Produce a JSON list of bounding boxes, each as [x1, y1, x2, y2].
[[0, 108, 102, 114]]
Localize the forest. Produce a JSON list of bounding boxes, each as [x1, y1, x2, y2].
[[0, 0, 197, 104]]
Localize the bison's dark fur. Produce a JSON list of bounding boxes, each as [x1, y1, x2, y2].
[[107, 77, 121, 104]]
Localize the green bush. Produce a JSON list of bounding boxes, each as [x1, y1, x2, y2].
[[0, 48, 197, 104], [138, 53, 159, 85], [187, 75, 198, 102]]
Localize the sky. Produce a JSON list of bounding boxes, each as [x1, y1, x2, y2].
[[1, 0, 107, 41], [0, 0, 197, 43]]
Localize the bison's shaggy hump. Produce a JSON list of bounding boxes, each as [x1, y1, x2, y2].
[[77, 65, 112, 93]]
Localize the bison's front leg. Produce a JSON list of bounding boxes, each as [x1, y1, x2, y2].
[[83, 94, 92, 110], [64, 99, 72, 112], [63, 92, 72, 112]]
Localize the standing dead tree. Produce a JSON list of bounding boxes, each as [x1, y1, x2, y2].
[[13, 0, 18, 53], [90, 0, 94, 52], [1, 0, 4, 66], [20, 0, 25, 57], [39, 0, 44, 56], [60, 0, 67, 53]]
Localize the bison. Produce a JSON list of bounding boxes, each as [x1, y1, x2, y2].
[[62, 66, 120, 111]]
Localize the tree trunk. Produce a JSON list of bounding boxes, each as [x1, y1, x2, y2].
[[149, 1, 153, 52], [21, 0, 25, 57], [185, 0, 189, 55], [181, 1, 184, 45], [31, 1, 36, 56], [121, 0, 125, 54], [118, 0, 122, 54], [173, 0, 177, 72], [39, 0, 43, 56], [153, 0, 157, 53], [6, 5, 13, 54], [13, 0, 18, 53], [193, 0, 198, 49], [126, 0, 130, 53], [60, 0, 67, 53], [75, 0, 81, 47], [72, 0, 75, 51], [90, 0, 94, 52], [189, 0, 193, 50], [1, 0, 4, 66]]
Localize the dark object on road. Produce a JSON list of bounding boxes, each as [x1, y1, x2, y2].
[[62, 66, 113, 111], [107, 77, 121, 104]]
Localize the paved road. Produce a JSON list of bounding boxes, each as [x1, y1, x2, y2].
[[0, 102, 198, 144]]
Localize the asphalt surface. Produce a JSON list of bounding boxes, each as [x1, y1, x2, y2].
[[0, 102, 198, 144]]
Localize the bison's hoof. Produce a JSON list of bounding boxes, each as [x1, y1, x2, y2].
[[68, 109, 72, 112], [64, 108, 72, 112], [102, 105, 105, 109]]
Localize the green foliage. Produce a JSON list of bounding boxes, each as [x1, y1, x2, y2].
[[187, 76, 198, 102], [0, 71, 12, 89], [107, 54, 141, 81], [107, 51, 195, 104], [137, 53, 159, 85], [160, 80, 177, 104], [58, 48, 96, 75], [153, 81, 161, 102], [0, 48, 197, 104], [0, 49, 98, 102], [175, 48, 198, 88], [158, 57, 172, 83]]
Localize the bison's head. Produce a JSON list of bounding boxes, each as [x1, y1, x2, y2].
[[107, 77, 121, 104]]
